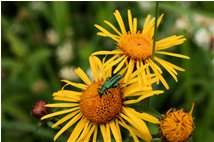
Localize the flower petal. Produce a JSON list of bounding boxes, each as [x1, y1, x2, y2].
[[67, 118, 88, 142], [52, 110, 80, 128], [109, 120, 121, 142], [92, 50, 123, 56], [89, 56, 100, 81], [53, 113, 82, 141], [104, 20, 122, 36], [100, 124, 111, 142], [46, 103, 79, 108], [114, 10, 127, 34], [61, 80, 87, 90], [75, 67, 91, 85], [41, 107, 80, 120], [156, 51, 190, 59]]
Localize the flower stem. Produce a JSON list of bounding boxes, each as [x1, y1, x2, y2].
[[152, 2, 159, 60]]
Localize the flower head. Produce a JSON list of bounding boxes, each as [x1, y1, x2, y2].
[[94, 10, 189, 89], [41, 56, 163, 142], [32, 100, 51, 119], [160, 104, 194, 142]]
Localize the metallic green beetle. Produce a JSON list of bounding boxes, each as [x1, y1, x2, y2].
[[99, 74, 122, 96]]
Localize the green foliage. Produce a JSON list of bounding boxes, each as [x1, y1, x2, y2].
[[2, 1, 214, 142]]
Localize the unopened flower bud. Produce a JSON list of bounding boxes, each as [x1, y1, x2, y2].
[[32, 100, 51, 119]]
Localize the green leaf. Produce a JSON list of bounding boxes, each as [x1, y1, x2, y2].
[[151, 138, 161, 142], [147, 123, 159, 135], [140, 103, 162, 119], [5, 31, 28, 57], [27, 48, 52, 67]]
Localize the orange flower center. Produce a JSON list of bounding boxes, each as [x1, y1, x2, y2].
[[80, 81, 122, 124], [118, 33, 153, 61], [160, 109, 194, 142]]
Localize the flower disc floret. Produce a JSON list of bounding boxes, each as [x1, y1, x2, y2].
[[160, 104, 194, 142], [80, 81, 122, 124], [118, 33, 153, 60]]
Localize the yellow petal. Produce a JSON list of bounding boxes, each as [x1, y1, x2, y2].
[[104, 54, 118, 67], [93, 56, 106, 80], [155, 56, 185, 71], [190, 103, 195, 115], [124, 59, 134, 84], [124, 90, 163, 104], [52, 110, 80, 128], [156, 35, 186, 50], [142, 17, 155, 36], [109, 120, 121, 142], [100, 124, 111, 142], [133, 18, 137, 34], [75, 67, 91, 85], [53, 113, 82, 141], [92, 50, 123, 56], [45, 103, 79, 108], [41, 107, 80, 120], [142, 15, 151, 32], [92, 125, 98, 142], [89, 56, 100, 81], [140, 113, 160, 124], [120, 109, 152, 142], [53, 96, 79, 102], [147, 60, 169, 89], [127, 108, 160, 124], [155, 57, 178, 82], [106, 123, 111, 142], [104, 20, 122, 36], [53, 90, 81, 100], [148, 58, 162, 73], [148, 14, 164, 38], [118, 120, 139, 142], [67, 118, 88, 142], [61, 80, 87, 90], [95, 24, 120, 41], [77, 121, 91, 142], [114, 10, 127, 34], [136, 61, 143, 87], [105, 55, 126, 70], [113, 56, 128, 74], [156, 51, 190, 59], [84, 124, 97, 142], [115, 119, 122, 141], [128, 9, 133, 33]]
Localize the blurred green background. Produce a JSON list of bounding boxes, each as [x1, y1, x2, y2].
[[1, 1, 214, 142]]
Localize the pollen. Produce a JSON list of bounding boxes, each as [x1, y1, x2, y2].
[[160, 106, 194, 142], [80, 81, 122, 124], [118, 33, 153, 61]]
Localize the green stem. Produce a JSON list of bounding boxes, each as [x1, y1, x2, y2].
[[152, 2, 159, 60], [44, 61, 60, 90]]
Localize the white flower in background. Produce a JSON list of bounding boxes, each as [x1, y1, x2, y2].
[[56, 40, 74, 64], [29, 2, 46, 11], [138, 1, 152, 12], [46, 29, 59, 45], [59, 66, 78, 80], [175, 16, 190, 31], [194, 14, 214, 27], [194, 28, 211, 50]]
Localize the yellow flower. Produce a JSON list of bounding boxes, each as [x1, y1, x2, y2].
[[94, 10, 189, 89], [160, 104, 194, 142], [41, 56, 163, 142]]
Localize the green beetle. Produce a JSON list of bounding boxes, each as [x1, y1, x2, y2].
[[99, 74, 122, 96]]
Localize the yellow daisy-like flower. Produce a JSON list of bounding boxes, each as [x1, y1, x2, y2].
[[41, 56, 163, 142], [160, 104, 194, 142], [94, 10, 190, 89]]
